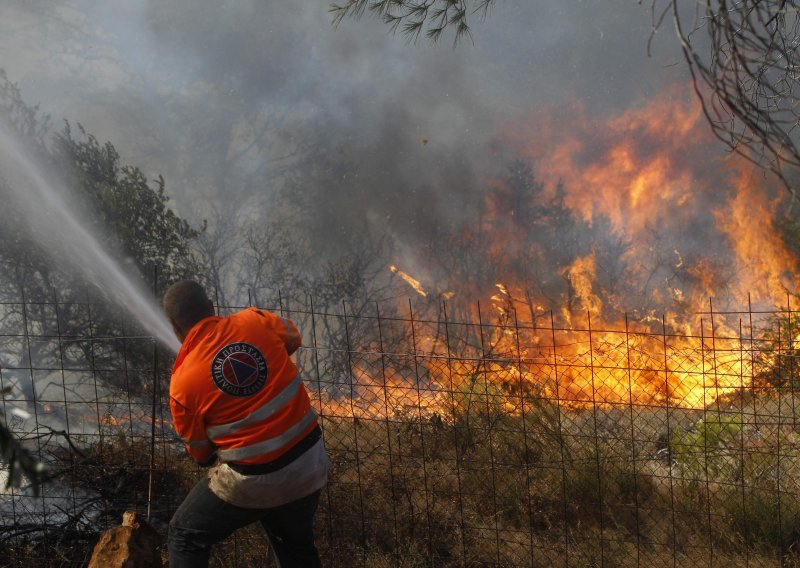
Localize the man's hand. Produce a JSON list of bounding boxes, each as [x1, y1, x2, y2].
[[195, 452, 218, 468]]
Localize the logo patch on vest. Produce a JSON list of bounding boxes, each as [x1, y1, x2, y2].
[[211, 342, 268, 397]]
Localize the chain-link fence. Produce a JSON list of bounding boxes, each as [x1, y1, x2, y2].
[[1, 296, 799, 567]]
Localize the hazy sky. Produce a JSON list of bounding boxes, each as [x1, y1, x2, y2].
[[0, 1, 688, 214], [8, 0, 795, 315]]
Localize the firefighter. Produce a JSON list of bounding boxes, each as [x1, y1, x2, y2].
[[163, 280, 328, 567]]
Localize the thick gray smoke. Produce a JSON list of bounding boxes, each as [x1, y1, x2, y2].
[[4, 0, 755, 320], [0, 1, 685, 240]]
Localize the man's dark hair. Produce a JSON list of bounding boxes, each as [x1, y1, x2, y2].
[[163, 280, 214, 331]]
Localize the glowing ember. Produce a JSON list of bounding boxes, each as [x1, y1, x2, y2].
[[100, 415, 121, 426], [390, 264, 428, 297]]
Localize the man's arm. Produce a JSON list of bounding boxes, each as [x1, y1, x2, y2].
[[251, 308, 301, 355], [170, 395, 217, 466]]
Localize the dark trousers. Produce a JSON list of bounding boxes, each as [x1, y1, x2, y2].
[[168, 478, 322, 567]]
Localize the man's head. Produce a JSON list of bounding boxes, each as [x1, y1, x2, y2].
[[163, 280, 215, 342]]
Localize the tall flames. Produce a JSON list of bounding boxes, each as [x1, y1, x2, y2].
[[357, 89, 800, 417]]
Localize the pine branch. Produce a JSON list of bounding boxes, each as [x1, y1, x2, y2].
[[331, 0, 492, 45]]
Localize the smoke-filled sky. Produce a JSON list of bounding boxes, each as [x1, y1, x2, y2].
[[0, 0, 688, 217], [8, 0, 791, 319]]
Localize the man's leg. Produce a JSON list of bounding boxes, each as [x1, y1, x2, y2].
[[168, 478, 266, 568], [259, 490, 322, 568]]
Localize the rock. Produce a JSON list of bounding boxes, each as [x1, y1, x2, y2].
[[87, 511, 161, 568]]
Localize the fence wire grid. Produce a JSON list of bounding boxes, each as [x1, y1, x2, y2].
[[1, 296, 800, 567]]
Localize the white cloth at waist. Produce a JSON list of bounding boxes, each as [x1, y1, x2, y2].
[[208, 438, 329, 509]]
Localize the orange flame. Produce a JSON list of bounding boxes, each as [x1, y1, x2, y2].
[[368, 89, 797, 415]]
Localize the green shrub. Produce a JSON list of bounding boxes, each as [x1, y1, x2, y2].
[[670, 411, 744, 481]]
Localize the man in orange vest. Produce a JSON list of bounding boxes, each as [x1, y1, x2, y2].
[[163, 280, 328, 567]]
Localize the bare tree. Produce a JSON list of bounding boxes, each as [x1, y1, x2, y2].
[[652, 1, 800, 195]]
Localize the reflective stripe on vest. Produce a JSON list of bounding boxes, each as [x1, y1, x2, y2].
[[216, 407, 318, 462], [206, 374, 303, 440]]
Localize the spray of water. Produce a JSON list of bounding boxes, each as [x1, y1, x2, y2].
[[0, 122, 181, 352]]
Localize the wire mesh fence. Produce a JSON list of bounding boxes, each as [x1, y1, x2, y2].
[[1, 295, 800, 567]]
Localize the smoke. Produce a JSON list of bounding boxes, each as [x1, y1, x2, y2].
[[0, 1, 682, 234], [4, 0, 778, 320]]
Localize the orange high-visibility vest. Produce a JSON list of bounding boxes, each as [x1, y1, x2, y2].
[[169, 307, 316, 466]]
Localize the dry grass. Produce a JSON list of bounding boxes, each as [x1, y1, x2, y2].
[[307, 388, 800, 567], [3, 390, 800, 566]]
